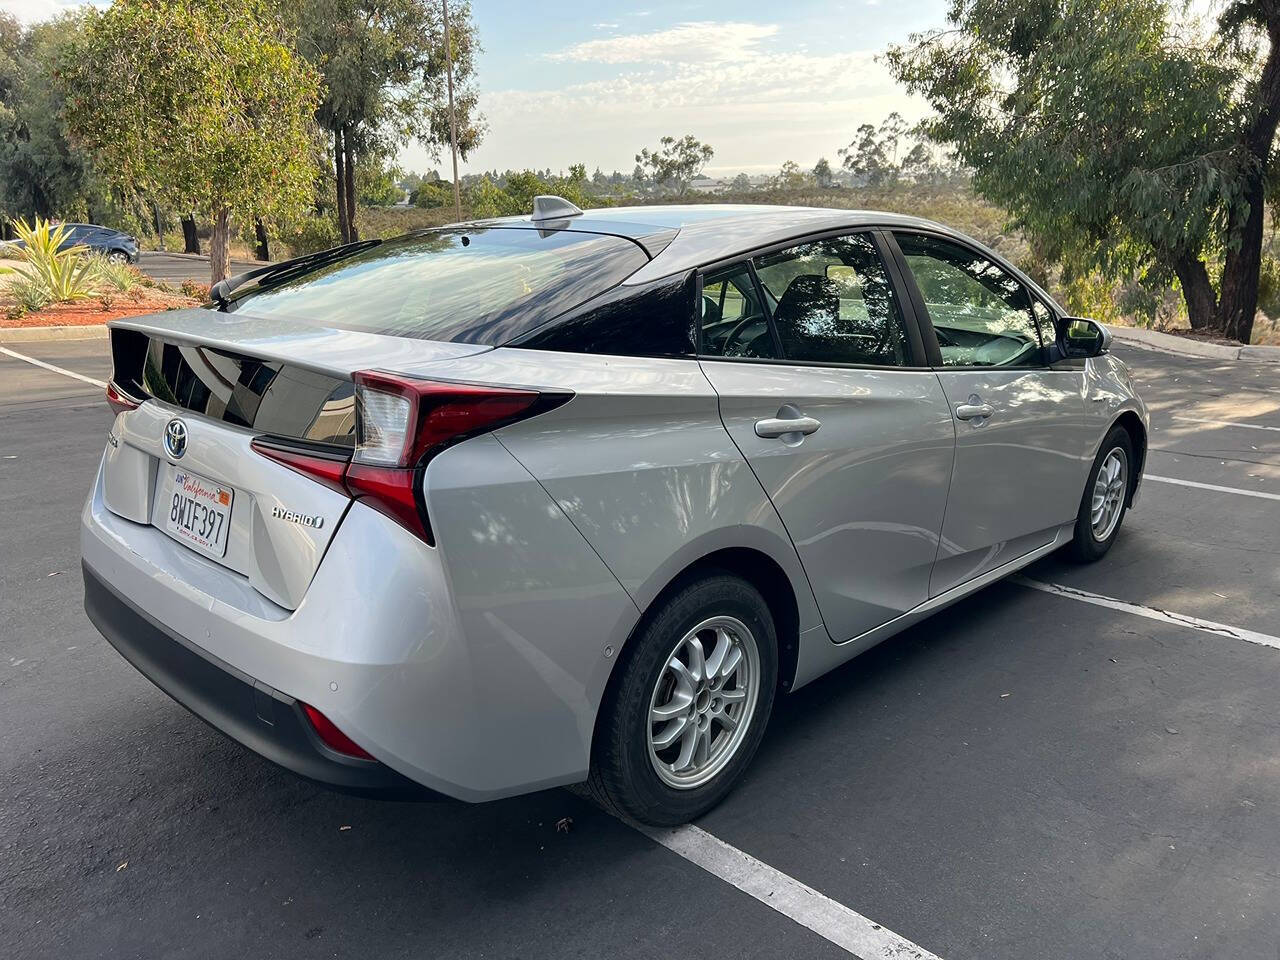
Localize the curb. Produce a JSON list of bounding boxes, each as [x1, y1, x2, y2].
[[1109, 325, 1280, 363], [0, 324, 109, 342]]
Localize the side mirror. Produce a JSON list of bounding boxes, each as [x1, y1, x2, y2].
[[1055, 316, 1111, 359]]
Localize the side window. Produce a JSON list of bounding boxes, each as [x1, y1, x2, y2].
[[752, 233, 909, 366], [513, 271, 698, 357], [895, 233, 1043, 367], [699, 263, 776, 359]]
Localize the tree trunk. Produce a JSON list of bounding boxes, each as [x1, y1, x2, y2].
[[181, 215, 200, 254], [254, 218, 270, 262], [1216, 17, 1280, 344], [208, 207, 232, 286], [343, 124, 359, 242], [334, 126, 349, 244], [1174, 256, 1218, 331]]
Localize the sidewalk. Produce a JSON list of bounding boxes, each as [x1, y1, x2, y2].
[[1109, 325, 1280, 363]]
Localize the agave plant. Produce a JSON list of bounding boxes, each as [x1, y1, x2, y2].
[[9, 217, 100, 304]]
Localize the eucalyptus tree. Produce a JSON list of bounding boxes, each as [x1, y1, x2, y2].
[[294, 0, 484, 242], [888, 0, 1280, 342], [635, 135, 715, 193]]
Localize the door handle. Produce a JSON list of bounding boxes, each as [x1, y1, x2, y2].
[[755, 415, 822, 439], [954, 402, 994, 421]]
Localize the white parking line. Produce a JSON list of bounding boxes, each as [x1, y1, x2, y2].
[[639, 823, 944, 960], [0, 346, 107, 389], [1013, 577, 1280, 650], [1146, 475, 1280, 502], [1172, 415, 1280, 433]]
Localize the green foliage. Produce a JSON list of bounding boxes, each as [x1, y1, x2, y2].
[[357, 162, 405, 207], [89, 253, 142, 294], [414, 180, 454, 208], [9, 274, 52, 315], [9, 216, 99, 303], [885, 0, 1248, 330], [0, 12, 102, 224], [635, 135, 715, 192], [58, 0, 322, 239], [467, 166, 595, 219]]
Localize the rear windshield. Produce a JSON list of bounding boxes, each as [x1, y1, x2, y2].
[[223, 227, 647, 344]]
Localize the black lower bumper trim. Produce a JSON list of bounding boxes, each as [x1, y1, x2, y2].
[[83, 562, 440, 800]]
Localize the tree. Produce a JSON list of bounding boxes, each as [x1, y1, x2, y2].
[[730, 172, 753, 193], [813, 157, 833, 188], [635, 135, 715, 193], [294, 0, 485, 243], [773, 160, 811, 191], [0, 13, 99, 226], [887, 0, 1278, 342], [59, 0, 321, 282], [838, 122, 896, 187]]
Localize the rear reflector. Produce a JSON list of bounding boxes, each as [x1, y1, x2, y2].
[[301, 703, 375, 760]]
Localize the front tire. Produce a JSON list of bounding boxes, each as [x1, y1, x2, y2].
[[1070, 426, 1133, 562], [588, 573, 778, 826]]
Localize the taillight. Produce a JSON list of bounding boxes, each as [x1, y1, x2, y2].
[[106, 380, 140, 416], [252, 372, 570, 545], [301, 703, 374, 760]]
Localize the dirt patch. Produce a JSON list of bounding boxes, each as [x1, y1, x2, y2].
[[1, 290, 198, 328]]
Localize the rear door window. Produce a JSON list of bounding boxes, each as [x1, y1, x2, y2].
[[225, 227, 647, 345], [753, 233, 911, 366]]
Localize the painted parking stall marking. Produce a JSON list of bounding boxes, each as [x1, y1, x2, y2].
[[1013, 576, 1280, 651], [639, 823, 945, 960], [1146, 475, 1280, 502], [0, 345, 107, 388], [1171, 415, 1280, 433]]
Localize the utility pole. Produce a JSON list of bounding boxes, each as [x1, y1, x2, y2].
[[443, 0, 462, 223]]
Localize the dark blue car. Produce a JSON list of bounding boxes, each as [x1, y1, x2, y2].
[[5, 222, 139, 263]]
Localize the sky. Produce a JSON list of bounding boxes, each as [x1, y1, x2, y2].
[[3, 0, 951, 176]]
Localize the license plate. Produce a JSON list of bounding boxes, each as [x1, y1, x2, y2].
[[164, 466, 234, 558]]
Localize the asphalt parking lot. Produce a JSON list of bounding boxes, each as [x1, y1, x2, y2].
[[2, 337, 1278, 960], [136, 252, 262, 287]]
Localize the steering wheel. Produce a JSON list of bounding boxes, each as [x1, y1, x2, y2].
[[721, 314, 765, 355]]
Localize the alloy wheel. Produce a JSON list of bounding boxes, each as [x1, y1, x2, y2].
[[1090, 446, 1128, 541], [646, 615, 761, 790]]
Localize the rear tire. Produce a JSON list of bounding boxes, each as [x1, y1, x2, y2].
[[1070, 426, 1133, 562], [588, 573, 778, 826]]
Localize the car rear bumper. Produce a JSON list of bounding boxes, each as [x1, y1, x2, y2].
[[83, 561, 437, 799], [81, 435, 640, 803]]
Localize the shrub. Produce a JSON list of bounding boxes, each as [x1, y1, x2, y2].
[[10, 274, 52, 315], [9, 217, 101, 303], [179, 279, 210, 300], [89, 253, 143, 294]]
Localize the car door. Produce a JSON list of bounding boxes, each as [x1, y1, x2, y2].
[[698, 231, 956, 644], [889, 231, 1092, 596]]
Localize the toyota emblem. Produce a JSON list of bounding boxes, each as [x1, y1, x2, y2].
[[164, 418, 188, 460]]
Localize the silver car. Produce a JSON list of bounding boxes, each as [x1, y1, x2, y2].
[[82, 201, 1148, 825]]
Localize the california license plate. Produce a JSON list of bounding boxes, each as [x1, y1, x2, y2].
[[164, 466, 234, 558]]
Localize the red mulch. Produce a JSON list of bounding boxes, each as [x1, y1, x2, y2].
[[2, 296, 197, 328]]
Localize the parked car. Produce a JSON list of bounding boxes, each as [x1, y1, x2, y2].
[[82, 200, 1148, 825], [4, 222, 138, 263]]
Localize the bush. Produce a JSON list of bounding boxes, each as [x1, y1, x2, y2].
[[9, 274, 52, 316], [179, 279, 210, 300], [89, 253, 143, 294], [9, 217, 100, 304]]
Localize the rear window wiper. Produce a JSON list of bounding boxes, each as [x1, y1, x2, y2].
[[210, 239, 384, 309]]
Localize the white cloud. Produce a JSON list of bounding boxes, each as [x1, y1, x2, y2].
[[546, 21, 778, 65], [426, 32, 920, 176], [0, 0, 96, 23]]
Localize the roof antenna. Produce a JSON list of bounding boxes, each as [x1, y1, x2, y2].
[[531, 195, 584, 221]]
